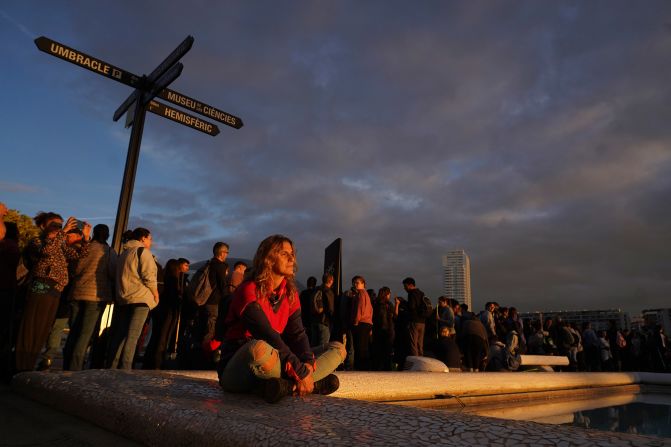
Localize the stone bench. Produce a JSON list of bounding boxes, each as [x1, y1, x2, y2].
[[519, 354, 569, 367], [11, 370, 670, 446]]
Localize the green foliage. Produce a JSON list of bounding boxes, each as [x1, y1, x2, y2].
[[4, 209, 39, 252]]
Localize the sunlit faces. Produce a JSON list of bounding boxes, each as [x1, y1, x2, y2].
[[141, 233, 153, 249], [272, 241, 295, 277], [353, 278, 365, 290]]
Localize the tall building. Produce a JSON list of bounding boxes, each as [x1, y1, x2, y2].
[[442, 250, 472, 310]]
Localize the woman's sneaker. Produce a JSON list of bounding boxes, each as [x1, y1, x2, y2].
[[313, 374, 339, 395]]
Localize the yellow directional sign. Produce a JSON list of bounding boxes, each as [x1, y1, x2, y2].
[[147, 100, 220, 136], [34, 36, 142, 88], [158, 88, 244, 129]]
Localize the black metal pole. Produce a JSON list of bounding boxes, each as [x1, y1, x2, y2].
[[111, 97, 147, 254]]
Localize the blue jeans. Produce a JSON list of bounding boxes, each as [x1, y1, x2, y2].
[[311, 323, 330, 347], [107, 304, 150, 369], [219, 340, 345, 393], [64, 301, 107, 370], [43, 317, 69, 361]]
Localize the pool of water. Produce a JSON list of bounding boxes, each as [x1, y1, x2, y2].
[[444, 393, 671, 439], [566, 400, 671, 438]]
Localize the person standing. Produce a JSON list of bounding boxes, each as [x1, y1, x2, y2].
[[403, 277, 427, 357], [582, 322, 601, 372], [0, 222, 20, 380], [203, 242, 230, 346], [436, 296, 455, 336], [143, 259, 181, 369], [15, 213, 90, 372], [350, 275, 373, 370], [63, 224, 116, 370], [479, 302, 497, 344], [107, 227, 158, 369], [299, 276, 317, 342], [310, 273, 335, 347], [460, 315, 489, 372], [227, 261, 248, 295], [372, 286, 395, 371]]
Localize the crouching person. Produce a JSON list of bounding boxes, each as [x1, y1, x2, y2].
[[217, 235, 345, 403]]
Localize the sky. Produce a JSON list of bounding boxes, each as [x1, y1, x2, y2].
[[1, 1, 670, 314]]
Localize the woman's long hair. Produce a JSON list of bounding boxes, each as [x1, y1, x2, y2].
[[378, 286, 391, 303], [252, 234, 297, 304]]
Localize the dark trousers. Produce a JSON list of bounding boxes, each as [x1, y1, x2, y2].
[[143, 306, 178, 369], [202, 304, 219, 344], [353, 323, 372, 371], [372, 330, 393, 371], [408, 322, 425, 357], [584, 346, 601, 372], [64, 301, 106, 370], [0, 288, 18, 380], [14, 280, 61, 371], [463, 334, 488, 371]]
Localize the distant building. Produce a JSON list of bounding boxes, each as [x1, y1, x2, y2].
[[642, 308, 671, 336], [442, 250, 472, 311], [519, 309, 631, 332]]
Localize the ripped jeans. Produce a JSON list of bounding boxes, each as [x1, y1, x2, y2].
[[219, 340, 345, 393]]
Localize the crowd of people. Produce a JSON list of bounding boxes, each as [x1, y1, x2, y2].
[[0, 207, 347, 402], [0, 204, 669, 400]]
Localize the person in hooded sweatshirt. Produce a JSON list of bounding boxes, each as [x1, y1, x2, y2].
[[107, 227, 158, 369]]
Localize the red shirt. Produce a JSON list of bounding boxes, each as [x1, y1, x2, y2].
[[225, 278, 300, 341]]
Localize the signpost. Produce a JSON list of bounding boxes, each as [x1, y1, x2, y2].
[[35, 36, 142, 88], [147, 100, 220, 136], [35, 35, 243, 254], [158, 88, 243, 129]]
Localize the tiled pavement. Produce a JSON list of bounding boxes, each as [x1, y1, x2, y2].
[[11, 370, 671, 446]]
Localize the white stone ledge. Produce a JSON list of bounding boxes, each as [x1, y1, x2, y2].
[[520, 354, 569, 366], [11, 370, 671, 447]]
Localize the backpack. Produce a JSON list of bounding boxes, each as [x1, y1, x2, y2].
[[419, 296, 433, 319], [311, 289, 324, 316], [187, 261, 213, 306]]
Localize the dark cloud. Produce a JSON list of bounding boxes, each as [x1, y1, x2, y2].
[[13, 1, 671, 313]]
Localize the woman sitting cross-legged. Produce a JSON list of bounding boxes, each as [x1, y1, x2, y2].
[[217, 234, 346, 403]]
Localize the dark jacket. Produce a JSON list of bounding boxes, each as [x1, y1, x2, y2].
[[433, 336, 462, 370], [373, 299, 395, 341], [313, 284, 335, 326], [462, 318, 488, 341], [407, 288, 426, 324], [299, 287, 316, 329], [207, 258, 229, 305]]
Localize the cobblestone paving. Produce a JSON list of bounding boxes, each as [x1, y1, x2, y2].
[[12, 370, 671, 447]]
